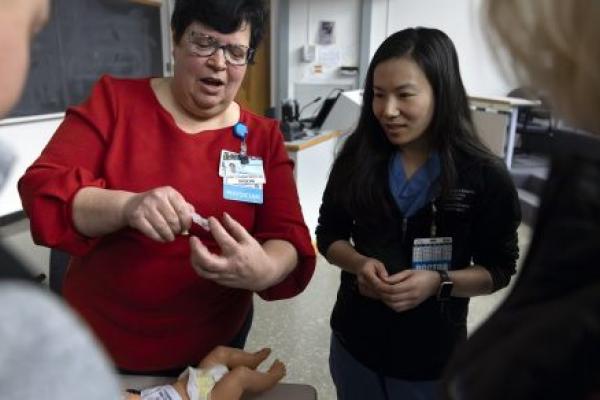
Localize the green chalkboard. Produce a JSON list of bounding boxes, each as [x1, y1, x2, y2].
[[10, 0, 163, 118]]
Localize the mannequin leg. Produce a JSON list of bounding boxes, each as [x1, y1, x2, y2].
[[199, 346, 271, 370], [209, 360, 286, 400]]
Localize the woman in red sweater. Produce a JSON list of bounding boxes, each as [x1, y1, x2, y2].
[[18, 0, 315, 374]]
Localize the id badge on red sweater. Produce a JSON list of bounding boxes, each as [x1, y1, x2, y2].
[[219, 150, 264, 204], [412, 237, 452, 271]]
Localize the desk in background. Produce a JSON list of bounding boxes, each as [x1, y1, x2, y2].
[[285, 130, 343, 240], [469, 95, 541, 169], [309, 91, 542, 170]]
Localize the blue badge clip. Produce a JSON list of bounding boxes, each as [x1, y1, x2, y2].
[[233, 122, 248, 141], [233, 122, 249, 164]]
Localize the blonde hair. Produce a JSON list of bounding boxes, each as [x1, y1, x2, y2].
[[485, 0, 600, 133]]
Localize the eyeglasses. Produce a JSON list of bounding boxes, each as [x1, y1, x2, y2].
[[184, 31, 255, 66]]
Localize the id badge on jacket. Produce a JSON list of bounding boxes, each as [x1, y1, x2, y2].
[[412, 237, 452, 271]]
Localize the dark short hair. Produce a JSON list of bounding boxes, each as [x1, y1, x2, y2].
[[171, 0, 268, 56]]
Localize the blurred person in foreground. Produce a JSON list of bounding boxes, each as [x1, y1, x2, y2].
[[442, 1, 600, 399], [0, 0, 122, 398]]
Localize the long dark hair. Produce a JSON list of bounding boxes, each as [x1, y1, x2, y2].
[[328, 27, 496, 219]]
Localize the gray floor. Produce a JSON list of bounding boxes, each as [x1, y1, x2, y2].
[[247, 224, 533, 400]]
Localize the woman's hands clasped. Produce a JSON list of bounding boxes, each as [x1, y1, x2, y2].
[[355, 258, 441, 312], [355, 257, 389, 299]]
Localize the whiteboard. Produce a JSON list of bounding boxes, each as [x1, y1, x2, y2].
[[0, 114, 63, 217]]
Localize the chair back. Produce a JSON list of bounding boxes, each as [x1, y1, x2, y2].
[[49, 249, 70, 295]]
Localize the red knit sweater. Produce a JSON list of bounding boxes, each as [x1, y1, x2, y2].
[[19, 76, 316, 371]]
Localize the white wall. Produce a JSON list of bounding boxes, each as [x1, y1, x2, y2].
[[371, 0, 511, 97], [368, 0, 390, 64], [270, 0, 279, 106], [287, 134, 342, 239], [277, 0, 511, 112], [287, 0, 361, 108]]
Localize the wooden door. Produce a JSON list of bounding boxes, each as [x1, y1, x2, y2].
[[235, 29, 271, 116]]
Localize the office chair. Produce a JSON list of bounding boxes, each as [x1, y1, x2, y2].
[[49, 248, 70, 295], [508, 87, 554, 153]]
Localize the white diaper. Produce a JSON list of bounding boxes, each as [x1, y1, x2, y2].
[[183, 364, 229, 400]]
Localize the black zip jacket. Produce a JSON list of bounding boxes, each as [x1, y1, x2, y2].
[[316, 155, 521, 380]]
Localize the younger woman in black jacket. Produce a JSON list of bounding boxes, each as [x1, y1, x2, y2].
[[316, 27, 521, 400]]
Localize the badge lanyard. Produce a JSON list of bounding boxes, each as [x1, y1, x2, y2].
[[232, 122, 249, 164], [412, 201, 452, 271], [221, 122, 264, 204], [430, 202, 437, 237]]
